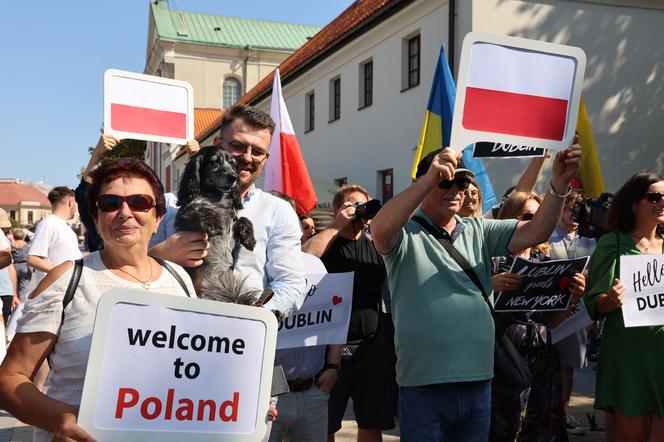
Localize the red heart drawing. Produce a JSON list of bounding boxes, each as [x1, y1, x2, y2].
[[332, 295, 343, 305], [559, 276, 572, 291]]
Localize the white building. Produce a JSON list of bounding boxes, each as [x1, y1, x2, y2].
[[236, 0, 664, 207]]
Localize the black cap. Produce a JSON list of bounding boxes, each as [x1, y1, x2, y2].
[[415, 148, 475, 179]]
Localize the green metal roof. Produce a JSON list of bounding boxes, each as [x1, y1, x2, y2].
[[151, 2, 321, 52]]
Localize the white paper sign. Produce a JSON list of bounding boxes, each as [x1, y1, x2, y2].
[[620, 254, 664, 327], [104, 69, 194, 145], [277, 272, 354, 349], [550, 301, 593, 344], [450, 32, 586, 153], [78, 289, 277, 442]]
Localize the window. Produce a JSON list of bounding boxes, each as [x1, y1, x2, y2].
[[28, 211, 33, 225], [334, 177, 347, 187], [305, 92, 315, 132], [165, 165, 171, 193], [359, 60, 373, 108], [402, 34, 421, 90], [9, 210, 15, 221], [223, 77, 241, 109], [329, 77, 341, 122], [379, 169, 394, 202]]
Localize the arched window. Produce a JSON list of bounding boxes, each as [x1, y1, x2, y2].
[[223, 77, 241, 109]]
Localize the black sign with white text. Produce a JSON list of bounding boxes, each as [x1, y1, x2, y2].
[[473, 142, 545, 158], [494, 256, 589, 312]]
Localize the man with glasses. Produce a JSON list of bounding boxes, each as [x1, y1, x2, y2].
[[151, 105, 306, 319], [370, 143, 581, 441]]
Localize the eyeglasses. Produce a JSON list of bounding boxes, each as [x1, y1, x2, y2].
[[439, 177, 471, 190], [97, 194, 156, 212], [643, 192, 664, 204], [223, 140, 269, 161], [520, 212, 535, 221]]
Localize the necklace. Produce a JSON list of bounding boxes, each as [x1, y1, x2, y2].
[[105, 254, 153, 289]]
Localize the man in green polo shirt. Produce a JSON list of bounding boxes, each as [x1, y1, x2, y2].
[[370, 142, 580, 441]]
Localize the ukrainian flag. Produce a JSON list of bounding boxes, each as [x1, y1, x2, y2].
[[576, 98, 605, 197], [411, 45, 497, 211]]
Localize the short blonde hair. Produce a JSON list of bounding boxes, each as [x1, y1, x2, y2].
[[332, 184, 371, 211]]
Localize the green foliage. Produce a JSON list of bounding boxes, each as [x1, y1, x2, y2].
[[87, 139, 147, 164]]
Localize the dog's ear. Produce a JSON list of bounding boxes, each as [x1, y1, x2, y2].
[[177, 151, 202, 207], [231, 183, 243, 210]]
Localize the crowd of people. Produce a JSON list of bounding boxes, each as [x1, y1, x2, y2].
[[0, 104, 662, 442]]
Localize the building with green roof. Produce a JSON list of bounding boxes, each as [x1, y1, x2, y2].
[[144, 0, 320, 110]]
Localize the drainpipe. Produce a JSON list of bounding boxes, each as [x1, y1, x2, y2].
[[242, 45, 252, 95], [448, 0, 455, 78]]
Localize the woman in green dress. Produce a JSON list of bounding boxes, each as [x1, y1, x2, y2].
[[585, 171, 664, 441]]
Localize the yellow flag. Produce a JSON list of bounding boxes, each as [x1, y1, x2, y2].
[[576, 98, 605, 197]]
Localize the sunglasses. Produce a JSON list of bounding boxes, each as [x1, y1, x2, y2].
[[643, 192, 664, 204], [520, 212, 535, 221], [97, 194, 156, 212], [439, 177, 471, 190]]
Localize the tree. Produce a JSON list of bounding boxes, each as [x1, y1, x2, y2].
[[87, 138, 147, 165]]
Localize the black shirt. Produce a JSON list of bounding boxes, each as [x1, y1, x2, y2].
[[322, 234, 387, 342]]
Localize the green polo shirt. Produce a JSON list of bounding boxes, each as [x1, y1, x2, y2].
[[382, 211, 518, 387]]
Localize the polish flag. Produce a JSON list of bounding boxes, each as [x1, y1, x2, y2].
[[106, 71, 191, 142], [264, 69, 317, 214], [462, 42, 575, 141]]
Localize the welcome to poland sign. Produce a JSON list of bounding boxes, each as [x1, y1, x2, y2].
[[78, 289, 278, 442]]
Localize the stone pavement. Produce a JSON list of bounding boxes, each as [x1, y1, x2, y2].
[[0, 366, 606, 441]]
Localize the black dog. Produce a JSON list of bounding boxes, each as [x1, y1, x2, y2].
[[174, 146, 269, 304]]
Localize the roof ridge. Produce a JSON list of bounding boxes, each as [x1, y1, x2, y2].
[[160, 4, 321, 30]]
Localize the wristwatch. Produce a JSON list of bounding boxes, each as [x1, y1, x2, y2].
[[323, 363, 341, 374]]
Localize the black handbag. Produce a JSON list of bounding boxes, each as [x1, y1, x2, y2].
[[411, 216, 533, 391]]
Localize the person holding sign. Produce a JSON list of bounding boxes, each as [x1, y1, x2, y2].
[[490, 191, 586, 441], [585, 172, 664, 441], [0, 159, 195, 442], [370, 139, 580, 441]]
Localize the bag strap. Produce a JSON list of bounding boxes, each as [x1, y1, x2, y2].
[[60, 259, 84, 326], [152, 257, 191, 298], [412, 216, 496, 317]]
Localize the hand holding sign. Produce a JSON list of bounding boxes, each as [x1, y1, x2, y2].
[[606, 278, 625, 308], [550, 135, 581, 192]]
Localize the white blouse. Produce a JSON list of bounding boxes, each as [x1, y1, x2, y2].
[[16, 251, 196, 441]]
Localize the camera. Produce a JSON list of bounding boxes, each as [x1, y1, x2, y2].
[[353, 199, 382, 220], [570, 193, 613, 238]]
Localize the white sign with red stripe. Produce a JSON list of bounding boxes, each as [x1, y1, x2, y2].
[[450, 32, 586, 153], [104, 69, 194, 144]]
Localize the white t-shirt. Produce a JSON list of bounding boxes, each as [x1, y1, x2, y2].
[[0, 230, 10, 251], [16, 251, 195, 442], [28, 214, 82, 282]]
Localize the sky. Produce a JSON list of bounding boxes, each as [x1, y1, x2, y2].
[[0, 0, 353, 188]]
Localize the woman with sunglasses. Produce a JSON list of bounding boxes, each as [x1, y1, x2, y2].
[[490, 191, 586, 441], [0, 159, 195, 442], [585, 172, 664, 441]]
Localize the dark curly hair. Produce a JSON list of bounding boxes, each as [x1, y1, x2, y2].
[[606, 171, 664, 233], [220, 104, 275, 136], [87, 158, 166, 219]]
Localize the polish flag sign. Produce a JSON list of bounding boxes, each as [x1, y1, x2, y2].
[[264, 69, 317, 214], [104, 69, 194, 144], [451, 33, 586, 153]]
